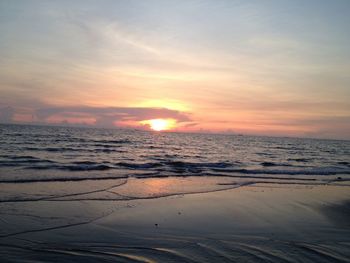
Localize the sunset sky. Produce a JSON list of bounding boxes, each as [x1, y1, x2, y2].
[[0, 0, 349, 139]]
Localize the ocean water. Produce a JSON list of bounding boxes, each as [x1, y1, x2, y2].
[[0, 123, 349, 185], [1, 123, 350, 262]]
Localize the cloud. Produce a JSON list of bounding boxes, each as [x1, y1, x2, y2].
[[0, 106, 15, 123], [35, 106, 192, 127]]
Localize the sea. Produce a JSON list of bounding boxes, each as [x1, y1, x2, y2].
[[0, 123, 349, 187], [1, 123, 350, 262]]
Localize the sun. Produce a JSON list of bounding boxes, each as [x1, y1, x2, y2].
[[149, 119, 168, 131], [140, 119, 176, 131]]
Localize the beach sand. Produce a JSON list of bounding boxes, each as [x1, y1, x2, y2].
[[1, 176, 350, 262]]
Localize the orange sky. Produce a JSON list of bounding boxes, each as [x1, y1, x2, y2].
[[0, 1, 349, 139]]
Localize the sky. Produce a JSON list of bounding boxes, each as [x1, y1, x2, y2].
[[0, 0, 349, 139]]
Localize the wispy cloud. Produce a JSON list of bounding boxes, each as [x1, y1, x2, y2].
[[0, 1, 349, 138], [0, 106, 15, 123], [20, 106, 191, 128]]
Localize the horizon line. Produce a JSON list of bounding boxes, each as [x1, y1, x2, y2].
[[1, 121, 349, 142]]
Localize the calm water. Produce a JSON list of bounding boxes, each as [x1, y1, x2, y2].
[[0, 123, 349, 184]]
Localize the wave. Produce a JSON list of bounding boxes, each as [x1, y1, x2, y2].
[[92, 139, 131, 144], [23, 147, 82, 152], [338, 161, 350, 166], [0, 155, 42, 160], [117, 162, 163, 169], [24, 164, 113, 171], [67, 138, 132, 144], [1, 169, 348, 185], [212, 167, 350, 175], [0, 156, 56, 167], [0, 175, 131, 183], [164, 160, 233, 168], [260, 161, 293, 167], [21, 146, 125, 153], [1, 155, 350, 175], [116, 161, 234, 170], [288, 158, 312, 162]]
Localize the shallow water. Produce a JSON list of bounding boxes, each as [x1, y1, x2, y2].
[[1, 182, 350, 263]]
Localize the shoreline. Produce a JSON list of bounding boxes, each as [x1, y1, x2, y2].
[[1, 177, 350, 262]]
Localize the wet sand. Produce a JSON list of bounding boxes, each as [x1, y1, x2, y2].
[[1, 177, 350, 262]]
